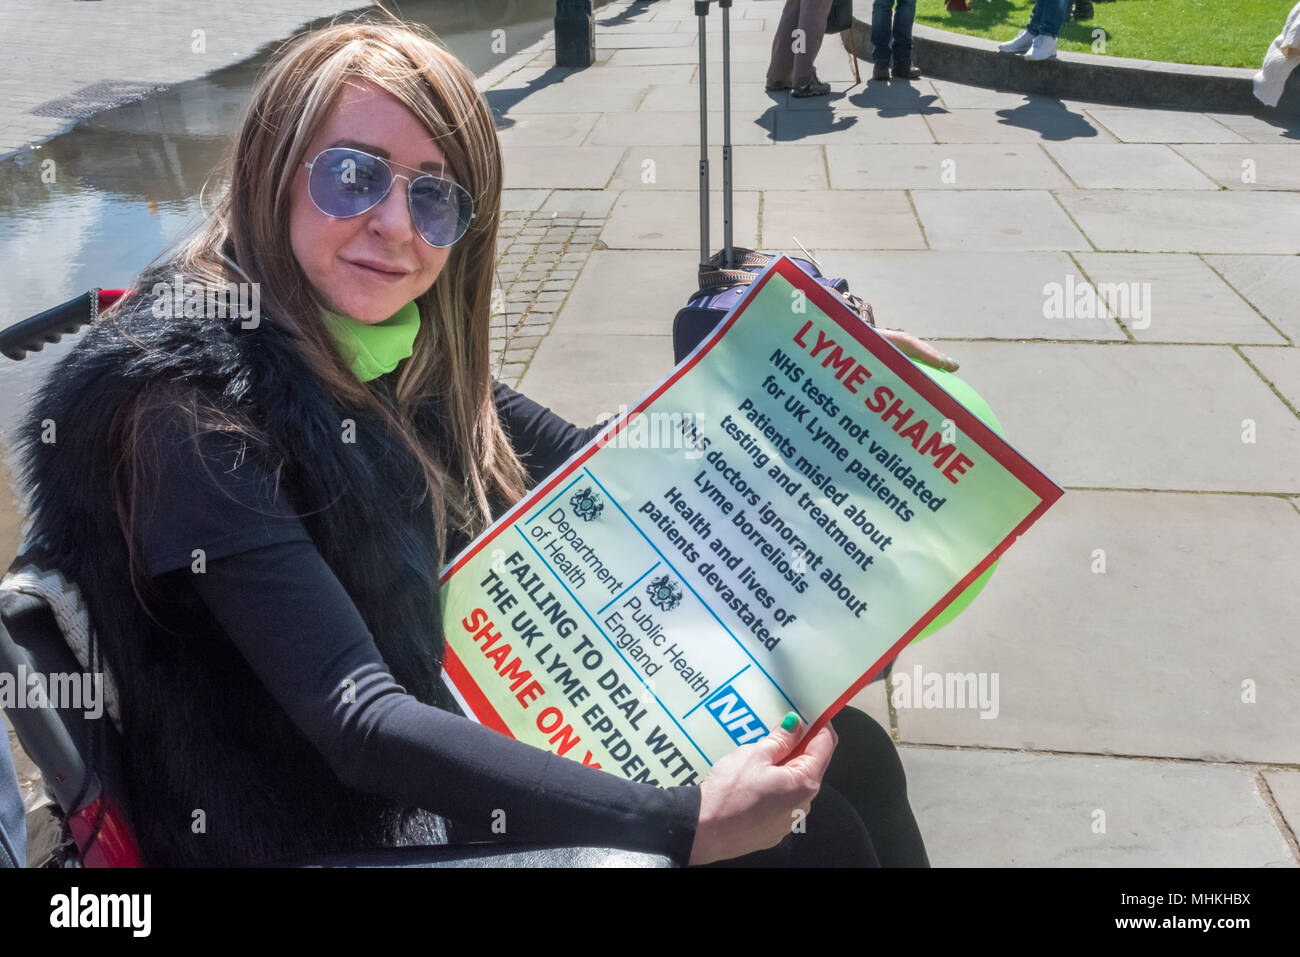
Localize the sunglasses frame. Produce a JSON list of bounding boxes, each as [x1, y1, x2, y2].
[[302, 146, 475, 249]]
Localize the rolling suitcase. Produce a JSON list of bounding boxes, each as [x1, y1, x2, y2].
[[671, 0, 875, 365]]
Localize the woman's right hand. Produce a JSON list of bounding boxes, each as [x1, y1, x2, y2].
[[687, 715, 838, 866]]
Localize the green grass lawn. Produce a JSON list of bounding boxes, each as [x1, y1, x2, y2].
[[912, 0, 1293, 69]]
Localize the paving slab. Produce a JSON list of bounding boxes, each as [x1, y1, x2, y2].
[[761, 190, 924, 250], [540, 189, 620, 217], [518, 333, 676, 425], [1056, 190, 1300, 254], [494, 112, 601, 148], [913, 341, 1300, 491], [501, 189, 552, 212], [1172, 144, 1300, 191], [1073, 253, 1286, 344], [609, 144, 827, 191], [588, 110, 774, 146], [669, 15, 765, 33], [552, 249, 698, 336], [525, 47, 616, 68], [925, 108, 1117, 144], [811, 250, 1122, 340], [1263, 771, 1300, 846], [501, 146, 625, 189], [594, 18, 702, 34], [911, 190, 1090, 251], [1241, 346, 1300, 412], [741, 0, 780, 17], [899, 748, 1296, 867], [594, 32, 696, 48], [498, 83, 648, 114], [604, 46, 706, 67], [773, 109, 936, 144], [1042, 144, 1219, 190], [1084, 108, 1248, 143], [607, 43, 775, 67], [928, 80, 1071, 111], [639, 82, 786, 113], [890, 490, 1300, 763], [826, 144, 1071, 190], [1204, 112, 1300, 143], [1202, 255, 1300, 345], [602, 189, 760, 248], [494, 64, 696, 89]]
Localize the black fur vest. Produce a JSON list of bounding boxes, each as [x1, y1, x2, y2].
[[14, 276, 466, 866]]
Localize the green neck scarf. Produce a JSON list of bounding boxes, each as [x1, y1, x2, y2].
[[320, 300, 421, 382]]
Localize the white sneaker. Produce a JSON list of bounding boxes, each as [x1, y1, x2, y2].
[[998, 30, 1034, 54], [1025, 34, 1058, 61]]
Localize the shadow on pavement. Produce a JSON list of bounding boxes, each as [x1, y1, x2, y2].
[[756, 100, 858, 142], [996, 99, 1102, 139], [849, 78, 948, 117], [597, 0, 657, 29], [484, 66, 579, 131]]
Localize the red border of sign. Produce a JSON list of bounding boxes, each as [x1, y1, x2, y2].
[[441, 255, 1064, 760]]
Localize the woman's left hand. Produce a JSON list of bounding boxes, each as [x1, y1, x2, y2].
[[878, 327, 959, 373]]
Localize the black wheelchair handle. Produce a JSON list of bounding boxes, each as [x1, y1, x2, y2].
[[1, 289, 129, 362]]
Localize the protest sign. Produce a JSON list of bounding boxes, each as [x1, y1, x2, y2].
[[439, 256, 1063, 785]]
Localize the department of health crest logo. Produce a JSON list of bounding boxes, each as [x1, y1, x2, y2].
[[646, 574, 682, 612], [569, 487, 603, 521]]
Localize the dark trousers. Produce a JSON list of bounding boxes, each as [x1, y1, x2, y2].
[[700, 705, 930, 867], [872, 0, 917, 65]]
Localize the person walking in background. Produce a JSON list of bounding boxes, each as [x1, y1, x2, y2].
[[765, 0, 835, 97], [872, 0, 923, 81], [998, 0, 1071, 61]]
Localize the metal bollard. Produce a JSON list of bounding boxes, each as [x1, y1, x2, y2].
[[555, 0, 595, 68]]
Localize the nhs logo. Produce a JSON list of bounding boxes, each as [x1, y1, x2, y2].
[[705, 686, 768, 745]]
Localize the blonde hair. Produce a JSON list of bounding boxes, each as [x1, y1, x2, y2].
[[110, 12, 530, 594]]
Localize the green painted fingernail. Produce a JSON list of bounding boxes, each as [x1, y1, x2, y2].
[[781, 712, 800, 731]]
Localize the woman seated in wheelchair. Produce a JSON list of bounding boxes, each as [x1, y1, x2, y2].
[[14, 12, 933, 867]]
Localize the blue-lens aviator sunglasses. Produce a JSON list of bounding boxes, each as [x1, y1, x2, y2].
[[303, 146, 475, 248]]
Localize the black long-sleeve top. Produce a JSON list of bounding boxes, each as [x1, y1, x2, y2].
[[136, 379, 701, 864]]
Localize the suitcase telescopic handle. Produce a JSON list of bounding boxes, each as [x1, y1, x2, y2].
[[696, 1, 711, 267], [694, 2, 736, 271]]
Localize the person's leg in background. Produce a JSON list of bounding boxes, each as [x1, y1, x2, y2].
[[1001, 0, 1068, 58], [766, 0, 802, 91], [824, 705, 930, 866], [890, 0, 921, 78], [1024, 0, 1069, 59], [791, 0, 835, 94], [1034, 0, 1070, 37], [1025, 0, 1047, 36], [872, 0, 897, 79]]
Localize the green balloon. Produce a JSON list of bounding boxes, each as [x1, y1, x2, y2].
[[908, 360, 1003, 642]]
